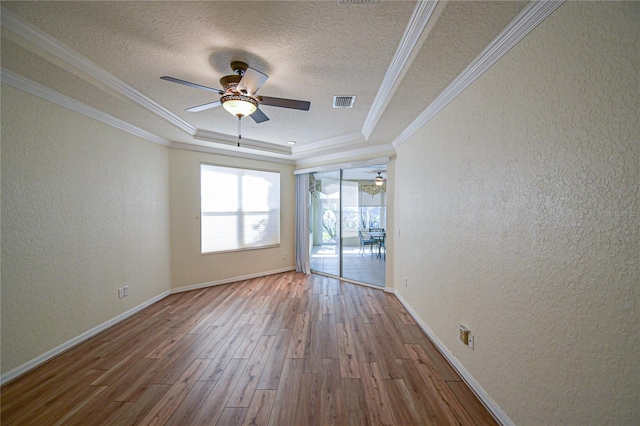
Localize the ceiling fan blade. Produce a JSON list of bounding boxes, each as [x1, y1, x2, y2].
[[237, 67, 268, 96], [250, 107, 269, 124], [185, 100, 221, 112], [160, 76, 223, 94], [260, 96, 310, 111]]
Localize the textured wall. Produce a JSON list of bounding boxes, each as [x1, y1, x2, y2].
[[1, 86, 172, 375], [170, 149, 295, 289], [394, 2, 639, 425]]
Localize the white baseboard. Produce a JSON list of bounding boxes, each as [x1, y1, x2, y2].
[[2, 268, 296, 385], [171, 267, 296, 294], [392, 290, 514, 426], [0, 290, 171, 385]]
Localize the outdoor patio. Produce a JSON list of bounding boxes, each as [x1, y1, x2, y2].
[[310, 244, 385, 287]]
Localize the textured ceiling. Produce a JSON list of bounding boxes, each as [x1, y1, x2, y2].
[[1, 1, 528, 162]]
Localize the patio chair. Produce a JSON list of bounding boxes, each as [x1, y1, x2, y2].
[[368, 229, 386, 259], [358, 230, 378, 255]]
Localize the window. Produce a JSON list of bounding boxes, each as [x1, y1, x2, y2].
[[201, 164, 280, 253], [342, 181, 359, 233], [359, 191, 386, 230]]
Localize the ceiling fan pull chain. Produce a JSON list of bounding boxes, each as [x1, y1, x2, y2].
[[238, 116, 242, 147]]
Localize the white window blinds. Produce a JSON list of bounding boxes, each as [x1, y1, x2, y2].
[[201, 164, 280, 253]]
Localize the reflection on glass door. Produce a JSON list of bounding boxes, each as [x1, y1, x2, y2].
[[309, 171, 340, 276], [309, 166, 386, 287], [341, 167, 386, 287]]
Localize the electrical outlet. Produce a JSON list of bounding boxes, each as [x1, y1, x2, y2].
[[118, 287, 124, 299], [468, 333, 474, 350], [124, 286, 129, 297]]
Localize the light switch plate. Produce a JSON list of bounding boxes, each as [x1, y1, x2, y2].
[[459, 326, 469, 345]]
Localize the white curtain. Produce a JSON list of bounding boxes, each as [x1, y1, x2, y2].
[[295, 173, 310, 273]]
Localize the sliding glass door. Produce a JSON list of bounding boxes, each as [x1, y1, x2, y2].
[[309, 171, 340, 276], [309, 165, 386, 287]]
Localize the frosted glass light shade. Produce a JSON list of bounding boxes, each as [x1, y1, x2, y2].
[[221, 94, 258, 117]]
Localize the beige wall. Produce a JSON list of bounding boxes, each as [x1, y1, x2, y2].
[[1, 85, 172, 375], [0, 85, 296, 376], [169, 149, 295, 290], [394, 3, 639, 425]]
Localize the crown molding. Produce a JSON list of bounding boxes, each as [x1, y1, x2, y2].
[[169, 142, 295, 165], [392, 0, 564, 149], [1, 7, 196, 136], [1, 66, 304, 160], [293, 142, 395, 167], [0, 7, 368, 161], [294, 156, 389, 175], [1, 68, 172, 147], [2, 64, 383, 163], [361, 0, 438, 140], [193, 129, 292, 156], [2, 2, 562, 164], [1, 6, 404, 163], [291, 131, 365, 156]]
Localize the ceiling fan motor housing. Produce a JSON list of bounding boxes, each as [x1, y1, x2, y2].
[[230, 61, 249, 75], [220, 74, 242, 93]]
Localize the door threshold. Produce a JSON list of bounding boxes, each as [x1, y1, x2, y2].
[[310, 270, 385, 290]]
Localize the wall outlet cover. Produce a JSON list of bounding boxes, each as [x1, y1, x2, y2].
[[458, 325, 470, 345]]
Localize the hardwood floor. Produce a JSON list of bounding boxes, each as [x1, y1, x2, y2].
[[1, 272, 498, 426]]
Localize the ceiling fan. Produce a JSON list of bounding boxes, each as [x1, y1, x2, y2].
[[161, 61, 310, 145]]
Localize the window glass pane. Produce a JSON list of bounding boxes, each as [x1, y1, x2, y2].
[[342, 181, 359, 232], [201, 164, 280, 253]]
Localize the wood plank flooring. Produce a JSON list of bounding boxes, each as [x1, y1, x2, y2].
[[1, 272, 498, 426]]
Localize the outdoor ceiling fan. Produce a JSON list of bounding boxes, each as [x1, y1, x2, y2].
[[161, 61, 310, 146]]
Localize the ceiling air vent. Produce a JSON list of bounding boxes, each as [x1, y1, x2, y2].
[[333, 96, 356, 108]]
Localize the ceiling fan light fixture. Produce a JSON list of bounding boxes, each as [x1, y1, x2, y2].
[[161, 61, 310, 130], [375, 172, 384, 186], [221, 93, 258, 118]]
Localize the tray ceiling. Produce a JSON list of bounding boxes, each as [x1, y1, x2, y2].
[[1, 1, 537, 163]]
